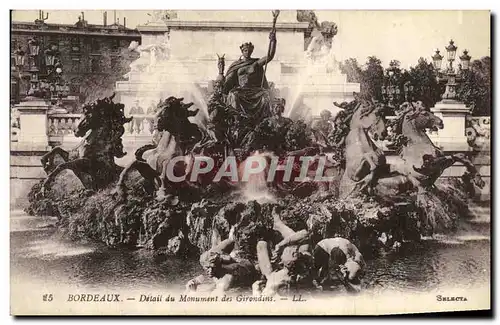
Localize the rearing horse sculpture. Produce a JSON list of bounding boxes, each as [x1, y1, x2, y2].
[[38, 95, 132, 197], [115, 97, 203, 201], [390, 101, 485, 191], [334, 93, 389, 199]]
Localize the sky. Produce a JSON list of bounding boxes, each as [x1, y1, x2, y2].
[[11, 9, 491, 69]]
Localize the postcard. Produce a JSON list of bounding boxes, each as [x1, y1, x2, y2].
[[10, 9, 491, 316]]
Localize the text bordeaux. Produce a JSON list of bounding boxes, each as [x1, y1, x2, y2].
[[67, 294, 121, 302]]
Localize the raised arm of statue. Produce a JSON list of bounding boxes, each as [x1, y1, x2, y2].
[[257, 31, 277, 67]]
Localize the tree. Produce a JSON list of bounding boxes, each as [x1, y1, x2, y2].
[[458, 56, 491, 116], [71, 46, 139, 106], [339, 58, 362, 83], [387, 60, 402, 74], [360, 56, 384, 101], [407, 57, 444, 108], [338, 54, 490, 116]]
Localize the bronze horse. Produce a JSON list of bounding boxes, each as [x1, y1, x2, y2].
[[334, 94, 389, 199], [115, 97, 203, 201], [38, 95, 132, 197], [390, 101, 485, 191]]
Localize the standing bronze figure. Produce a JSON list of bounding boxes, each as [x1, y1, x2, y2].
[[222, 10, 280, 126]]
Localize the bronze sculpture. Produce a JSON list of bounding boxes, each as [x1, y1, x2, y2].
[[222, 11, 279, 127]]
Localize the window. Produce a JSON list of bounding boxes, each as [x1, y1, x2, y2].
[[90, 58, 100, 72], [39, 37, 48, 50], [69, 83, 80, 95], [48, 35, 58, 44], [112, 39, 120, 51], [111, 57, 119, 70], [91, 38, 100, 53], [10, 79, 19, 103], [71, 37, 80, 53], [71, 58, 81, 72]]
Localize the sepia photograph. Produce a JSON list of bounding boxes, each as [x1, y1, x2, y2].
[[8, 7, 491, 316]]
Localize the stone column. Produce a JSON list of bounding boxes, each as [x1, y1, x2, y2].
[[13, 98, 50, 151], [430, 99, 471, 151]]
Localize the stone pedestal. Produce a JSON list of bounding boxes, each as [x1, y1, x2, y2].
[[278, 68, 359, 118], [13, 98, 51, 151], [430, 100, 471, 152], [123, 18, 360, 121], [47, 107, 68, 115]]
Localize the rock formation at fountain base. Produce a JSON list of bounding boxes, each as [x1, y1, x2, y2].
[[26, 172, 474, 259], [25, 91, 482, 263]]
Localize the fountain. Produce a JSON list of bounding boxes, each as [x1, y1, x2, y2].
[[121, 36, 209, 122], [22, 10, 487, 298], [114, 10, 359, 129], [283, 21, 350, 120], [26, 91, 484, 256], [238, 151, 276, 204]]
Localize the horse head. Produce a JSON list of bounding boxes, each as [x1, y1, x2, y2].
[[110, 101, 133, 126], [156, 96, 196, 135], [75, 103, 98, 137], [400, 101, 443, 133], [76, 95, 132, 158], [350, 94, 388, 141]]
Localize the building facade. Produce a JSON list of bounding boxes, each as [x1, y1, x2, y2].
[[10, 11, 141, 111]]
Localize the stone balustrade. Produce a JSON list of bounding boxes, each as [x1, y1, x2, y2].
[[47, 114, 81, 137], [11, 107, 491, 154], [9, 112, 159, 149], [123, 114, 157, 137], [43, 114, 157, 143], [10, 104, 491, 208]]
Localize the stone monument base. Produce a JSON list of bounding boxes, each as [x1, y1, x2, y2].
[[431, 100, 471, 152]]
